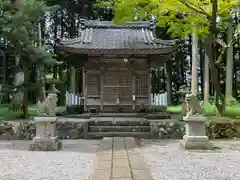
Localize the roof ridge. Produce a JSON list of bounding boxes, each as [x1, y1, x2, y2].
[[80, 19, 155, 29], [153, 38, 176, 45]]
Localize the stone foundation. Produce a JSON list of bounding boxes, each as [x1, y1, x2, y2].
[[180, 135, 213, 150], [0, 119, 86, 140], [150, 120, 185, 139], [1, 118, 240, 140], [29, 137, 62, 151]]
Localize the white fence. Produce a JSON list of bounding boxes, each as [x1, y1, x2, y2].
[[65, 92, 168, 106], [65, 92, 83, 106], [151, 92, 168, 106]]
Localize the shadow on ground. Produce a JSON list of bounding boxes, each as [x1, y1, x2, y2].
[[0, 140, 100, 153], [0, 137, 146, 153]]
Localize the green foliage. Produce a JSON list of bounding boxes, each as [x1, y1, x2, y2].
[[0, 104, 38, 120], [167, 103, 240, 119], [2, 83, 39, 94], [0, 0, 61, 108], [101, 0, 239, 39], [206, 120, 237, 139], [45, 78, 64, 84], [27, 45, 62, 66], [1, 0, 43, 51], [0, 0, 59, 62], [226, 96, 239, 106]]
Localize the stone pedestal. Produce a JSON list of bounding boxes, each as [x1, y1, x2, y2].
[[180, 115, 213, 150], [29, 116, 62, 151]]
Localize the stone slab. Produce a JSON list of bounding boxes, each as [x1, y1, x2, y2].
[[113, 146, 126, 151], [113, 150, 128, 159], [99, 146, 112, 151], [97, 153, 112, 161], [91, 137, 153, 180], [91, 169, 111, 180], [96, 161, 112, 169], [132, 170, 154, 180], [183, 135, 209, 142], [128, 154, 141, 161], [29, 137, 62, 151], [180, 138, 213, 150], [112, 167, 132, 178], [113, 158, 129, 167], [130, 160, 148, 170], [32, 136, 58, 142], [183, 115, 207, 122], [97, 149, 112, 155], [100, 138, 113, 150], [34, 116, 57, 122]]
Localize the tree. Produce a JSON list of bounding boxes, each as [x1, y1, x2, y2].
[[0, 0, 59, 117], [225, 20, 234, 102], [101, 0, 240, 115]]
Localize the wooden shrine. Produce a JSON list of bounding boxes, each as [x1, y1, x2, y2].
[[57, 19, 177, 113]]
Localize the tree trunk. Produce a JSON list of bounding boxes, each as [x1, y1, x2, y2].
[[225, 21, 233, 102], [1, 49, 7, 103], [203, 50, 210, 105], [199, 41, 204, 99], [23, 66, 29, 117], [180, 53, 185, 85], [191, 33, 198, 95], [37, 22, 46, 102], [53, 12, 58, 79], [206, 0, 225, 115], [205, 43, 225, 115]]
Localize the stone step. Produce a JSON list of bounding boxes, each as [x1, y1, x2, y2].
[[89, 125, 150, 132], [88, 120, 149, 126], [88, 132, 150, 137]]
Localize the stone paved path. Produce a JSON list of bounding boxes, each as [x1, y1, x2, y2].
[[91, 137, 153, 180]]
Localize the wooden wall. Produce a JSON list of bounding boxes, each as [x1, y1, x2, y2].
[[83, 56, 151, 112]]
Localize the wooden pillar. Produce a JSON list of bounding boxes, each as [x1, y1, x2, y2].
[[100, 59, 104, 112], [83, 66, 88, 112], [132, 60, 136, 111], [165, 61, 172, 105], [70, 66, 76, 93], [147, 61, 151, 106]]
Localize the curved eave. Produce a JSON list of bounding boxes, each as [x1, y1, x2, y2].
[[57, 45, 177, 56]]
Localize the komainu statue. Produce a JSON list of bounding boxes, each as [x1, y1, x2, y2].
[[184, 93, 203, 117], [37, 84, 60, 116]]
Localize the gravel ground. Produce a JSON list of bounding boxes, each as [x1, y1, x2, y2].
[[137, 139, 240, 180], [0, 140, 100, 180]]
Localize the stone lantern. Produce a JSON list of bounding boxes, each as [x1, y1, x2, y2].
[[180, 93, 213, 150], [29, 84, 62, 151]]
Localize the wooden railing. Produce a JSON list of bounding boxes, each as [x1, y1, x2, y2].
[[66, 91, 168, 106]]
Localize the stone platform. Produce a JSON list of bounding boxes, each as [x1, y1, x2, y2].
[[64, 112, 171, 119], [91, 137, 154, 180], [29, 136, 62, 151], [180, 115, 213, 150], [29, 116, 62, 151]]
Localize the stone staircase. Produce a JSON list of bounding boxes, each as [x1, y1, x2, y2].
[[87, 118, 150, 138]]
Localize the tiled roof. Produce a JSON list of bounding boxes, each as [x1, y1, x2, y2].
[[58, 20, 176, 55]]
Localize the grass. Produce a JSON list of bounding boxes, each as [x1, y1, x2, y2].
[[167, 103, 240, 119], [0, 104, 66, 121], [0, 104, 37, 121]]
